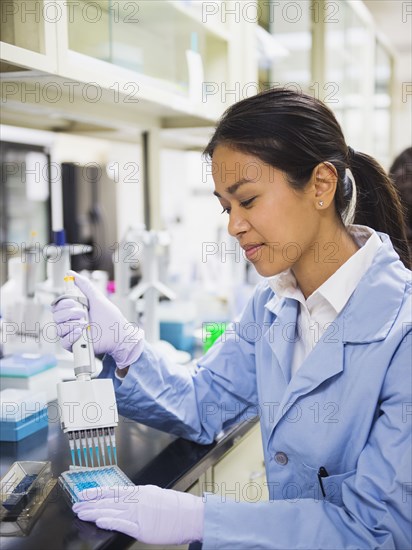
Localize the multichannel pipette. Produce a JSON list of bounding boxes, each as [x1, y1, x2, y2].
[[54, 276, 118, 467]]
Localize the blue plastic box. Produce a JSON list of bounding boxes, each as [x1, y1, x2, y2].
[[0, 389, 48, 441], [160, 320, 195, 352], [0, 410, 48, 442]]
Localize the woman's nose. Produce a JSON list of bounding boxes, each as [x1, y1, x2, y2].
[[228, 210, 249, 237]]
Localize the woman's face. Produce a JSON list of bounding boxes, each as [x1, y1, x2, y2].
[[212, 145, 322, 277]]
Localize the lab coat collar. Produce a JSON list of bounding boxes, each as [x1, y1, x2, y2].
[[265, 225, 381, 318], [340, 232, 408, 343], [264, 232, 408, 345]]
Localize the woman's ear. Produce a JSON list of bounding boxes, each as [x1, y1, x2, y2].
[[312, 162, 338, 209]]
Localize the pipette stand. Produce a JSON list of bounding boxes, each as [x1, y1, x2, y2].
[[127, 229, 176, 344]]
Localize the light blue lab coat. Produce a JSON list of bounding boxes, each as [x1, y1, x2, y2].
[[101, 233, 412, 549]]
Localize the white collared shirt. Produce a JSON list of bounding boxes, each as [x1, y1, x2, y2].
[[267, 225, 382, 377]]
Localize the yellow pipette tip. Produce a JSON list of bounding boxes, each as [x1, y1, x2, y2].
[[64, 276, 75, 282]]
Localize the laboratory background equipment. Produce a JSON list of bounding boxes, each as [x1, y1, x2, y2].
[[61, 162, 116, 277], [0, 143, 50, 288], [54, 276, 118, 468], [128, 228, 176, 343], [113, 226, 194, 363], [114, 225, 175, 335], [203, 323, 227, 354], [158, 300, 196, 353], [0, 251, 48, 356], [0, 144, 98, 372], [0, 461, 55, 537]]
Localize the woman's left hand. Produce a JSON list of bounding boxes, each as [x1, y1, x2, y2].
[[73, 484, 204, 545]]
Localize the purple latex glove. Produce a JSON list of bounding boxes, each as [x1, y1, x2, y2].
[[73, 485, 204, 545], [51, 270, 144, 368]]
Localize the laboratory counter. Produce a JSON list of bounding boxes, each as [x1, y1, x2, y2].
[[0, 402, 259, 550]]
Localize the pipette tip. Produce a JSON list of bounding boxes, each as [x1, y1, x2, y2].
[[66, 427, 117, 467]]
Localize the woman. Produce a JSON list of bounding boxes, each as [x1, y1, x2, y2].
[[53, 89, 411, 549]]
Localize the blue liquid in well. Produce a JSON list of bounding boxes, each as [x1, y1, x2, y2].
[[76, 480, 99, 492]]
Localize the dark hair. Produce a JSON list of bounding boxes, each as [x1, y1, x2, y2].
[[204, 88, 411, 268], [389, 147, 412, 244]]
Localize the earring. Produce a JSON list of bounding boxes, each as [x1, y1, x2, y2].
[[319, 200, 324, 207]]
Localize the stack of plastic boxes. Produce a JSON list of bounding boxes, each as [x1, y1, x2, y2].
[[0, 388, 48, 442], [0, 353, 58, 402]]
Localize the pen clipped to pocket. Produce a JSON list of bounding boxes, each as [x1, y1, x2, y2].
[[317, 466, 329, 498]]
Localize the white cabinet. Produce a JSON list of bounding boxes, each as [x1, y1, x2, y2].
[[0, 0, 58, 72], [211, 423, 269, 503], [0, 0, 252, 132]]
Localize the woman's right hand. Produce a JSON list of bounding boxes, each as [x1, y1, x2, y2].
[[51, 270, 144, 369]]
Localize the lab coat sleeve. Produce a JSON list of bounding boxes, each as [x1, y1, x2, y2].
[[202, 331, 412, 549], [99, 286, 263, 445]]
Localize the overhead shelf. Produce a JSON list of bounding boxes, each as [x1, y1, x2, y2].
[[0, 0, 229, 134], [0, 69, 219, 139]]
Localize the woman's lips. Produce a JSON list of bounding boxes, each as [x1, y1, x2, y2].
[[244, 244, 263, 260]]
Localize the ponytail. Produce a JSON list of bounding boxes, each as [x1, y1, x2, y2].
[[350, 150, 411, 268]]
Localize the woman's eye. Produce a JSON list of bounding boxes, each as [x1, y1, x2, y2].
[[220, 197, 256, 214], [240, 197, 256, 208]]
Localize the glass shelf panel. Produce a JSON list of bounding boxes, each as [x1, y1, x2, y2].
[[1, 0, 46, 53], [66, 0, 227, 94], [259, 0, 311, 92], [325, 2, 371, 149], [373, 40, 392, 167]]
